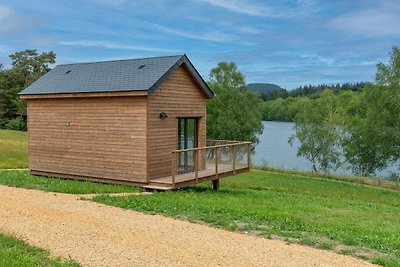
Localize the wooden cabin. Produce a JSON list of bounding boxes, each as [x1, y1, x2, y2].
[[19, 55, 251, 190]]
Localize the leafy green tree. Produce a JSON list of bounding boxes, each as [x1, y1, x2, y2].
[[207, 62, 264, 148], [9, 49, 56, 87], [289, 90, 343, 174], [0, 49, 56, 129], [343, 46, 400, 176], [371, 47, 400, 174], [376, 46, 400, 86], [375, 46, 400, 163], [342, 112, 389, 176]]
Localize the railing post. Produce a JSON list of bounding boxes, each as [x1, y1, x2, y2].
[[195, 149, 198, 183], [247, 142, 251, 170], [215, 147, 219, 179], [232, 145, 236, 175], [172, 152, 176, 188]]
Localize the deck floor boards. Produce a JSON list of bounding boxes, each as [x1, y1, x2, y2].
[[149, 163, 248, 187]]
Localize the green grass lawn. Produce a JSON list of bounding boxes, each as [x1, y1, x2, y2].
[[0, 130, 28, 169], [0, 232, 79, 267], [0, 170, 141, 194], [1, 129, 400, 265], [93, 170, 400, 266]]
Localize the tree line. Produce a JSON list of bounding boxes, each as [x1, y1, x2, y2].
[[260, 82, 368, 102], [0, 49, 55, 130], [261, 82, 371, 121], [289, 46, 400, 178]]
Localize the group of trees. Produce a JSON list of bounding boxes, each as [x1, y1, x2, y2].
[[289, 46, 400, 177], [0, 49, 55, 130], [262, 82, 370, 121], [260, 82, 368, 102]]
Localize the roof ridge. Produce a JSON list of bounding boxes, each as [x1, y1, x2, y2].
[[57, 54, 184, 67]]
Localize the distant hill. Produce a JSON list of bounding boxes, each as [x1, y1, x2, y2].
[[247, 83, 284, 94]]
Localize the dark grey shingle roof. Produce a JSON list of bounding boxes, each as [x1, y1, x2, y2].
[[19, 54, 214, 98]]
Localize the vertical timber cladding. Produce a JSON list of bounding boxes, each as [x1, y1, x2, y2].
[[28, 96, 147, 182], [148, 65, 207, 179]]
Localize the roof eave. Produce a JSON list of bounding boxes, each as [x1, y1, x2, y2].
[[19, 90, 148, 99]]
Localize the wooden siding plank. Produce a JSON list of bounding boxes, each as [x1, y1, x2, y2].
[[27, 96, 147, 182]]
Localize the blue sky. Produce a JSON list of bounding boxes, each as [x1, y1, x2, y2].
[[0, 0, 399, 89]]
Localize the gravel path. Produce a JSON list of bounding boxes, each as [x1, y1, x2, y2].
[[0, 185, 374, 267]]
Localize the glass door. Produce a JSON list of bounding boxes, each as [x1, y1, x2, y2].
[[178, 118, 198, 174]]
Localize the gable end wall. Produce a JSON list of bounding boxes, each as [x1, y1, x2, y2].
[[147, 65, 207, 179]]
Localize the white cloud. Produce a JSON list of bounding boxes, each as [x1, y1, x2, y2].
[[58, 40, 181, 53], [329, 4, 400, 37], [0, 5, 18, 33], [197, 0, 292, 17], [237, 26, 260, 35], [148, 22, 233, 42], [90, 0, 127, 9], [0, 5, 38, 35], [198, 0, 266, 16], [0, 5, 12, 21]]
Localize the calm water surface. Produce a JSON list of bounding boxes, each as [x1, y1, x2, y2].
[[253, 121, 397, 178]]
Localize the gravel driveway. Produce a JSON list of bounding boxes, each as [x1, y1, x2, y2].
[[0, 185, 374, 266]]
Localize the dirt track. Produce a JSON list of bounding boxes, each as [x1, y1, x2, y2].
[[0, 185, 374, 266]]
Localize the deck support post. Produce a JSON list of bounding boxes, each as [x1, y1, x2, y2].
[[247, 143, 251, 170], [232, 145, 236, 175], [215, 147, 219, 180], [195, 149, 198, 183], [172, 152, 176, 188], [212, 179, 220, 191]]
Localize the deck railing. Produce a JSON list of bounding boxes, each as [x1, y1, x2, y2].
[[171, 140, 251, 187]]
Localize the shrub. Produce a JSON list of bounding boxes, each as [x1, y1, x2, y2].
[[5, 117, 26, 131]]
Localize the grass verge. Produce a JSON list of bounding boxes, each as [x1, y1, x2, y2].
[[0, 170, 141, 194], [0, 130, 27, 169], [0, 232, 79, 266], [93, 169, 400, 266]]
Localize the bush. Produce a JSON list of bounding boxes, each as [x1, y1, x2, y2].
[[5, 117, 26, 131]]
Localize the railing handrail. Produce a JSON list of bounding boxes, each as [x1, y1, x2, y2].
[[207, 140, 243, 143], [172, 140, 251, 153], [170, 140, 251, 188]]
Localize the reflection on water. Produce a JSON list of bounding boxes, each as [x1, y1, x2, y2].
[[253, 121, 397, 178]]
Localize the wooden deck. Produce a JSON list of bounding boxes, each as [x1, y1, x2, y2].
[[143, 140, 252, 190], [145, 163, 250, 190]]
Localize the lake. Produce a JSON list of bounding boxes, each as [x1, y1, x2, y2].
[[253, 121, 398, 178]]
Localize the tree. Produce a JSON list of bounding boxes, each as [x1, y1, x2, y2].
[[207, 62, 264, 148], [375, 46, 400, 164], [0, 70, 18, 127], [376, 46, 400, 87], [0, 49, 56, 130], [289, 90, 343, 174], [342, 113, 389, 176], [9, 49, 56, 87], [371, 46, 400, 175], [343, 46, 400, 176]]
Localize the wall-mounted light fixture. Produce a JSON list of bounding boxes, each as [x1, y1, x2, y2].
[[64, 121, 71, 126], [159, 112, 168, 120]]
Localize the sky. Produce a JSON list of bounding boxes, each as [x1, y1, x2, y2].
[[0, 0, 399, 89]]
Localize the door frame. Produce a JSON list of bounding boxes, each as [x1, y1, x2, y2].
[[177, 117, 199, 174]]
